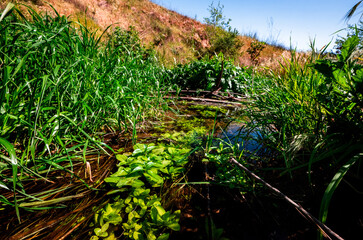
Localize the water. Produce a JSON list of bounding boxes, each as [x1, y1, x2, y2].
[[217, 123, 265, 155]]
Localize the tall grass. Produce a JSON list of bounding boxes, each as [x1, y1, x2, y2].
[[0, 3, 168, 216], [171, 29, 363, 235], [247, 49, 327, 172], [243, 34, 363, 233]]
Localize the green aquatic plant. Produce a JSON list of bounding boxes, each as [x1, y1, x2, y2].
[[91, 143, 191, 239]]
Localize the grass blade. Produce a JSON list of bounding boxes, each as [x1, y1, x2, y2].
[[0, 137, 20, 223]]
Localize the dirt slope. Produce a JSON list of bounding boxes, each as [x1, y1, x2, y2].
[[4, 0, 289, 67]]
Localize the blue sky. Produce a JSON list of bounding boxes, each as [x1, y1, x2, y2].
[[151, 0, 362, 51]]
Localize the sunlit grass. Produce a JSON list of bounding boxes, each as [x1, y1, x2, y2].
[[0, 3, 169, 216]]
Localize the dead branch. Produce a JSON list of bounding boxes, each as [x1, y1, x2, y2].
[[165, 90, 247, 98], [229, 157, 344, 240], [164, 95, 243, 106]]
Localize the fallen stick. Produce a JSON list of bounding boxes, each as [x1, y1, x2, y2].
[[164, 95, 243, 106], [229, 157, 344, 240], [163, 89, 248, 98]]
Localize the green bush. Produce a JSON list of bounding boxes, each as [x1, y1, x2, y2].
[[247, 40, 266, 65], [167, 54, 251, 93], [203, 2, 243, 60], [108, 26, 154, 62]]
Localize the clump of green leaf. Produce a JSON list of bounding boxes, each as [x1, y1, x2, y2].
[[91, 143, 190, 239], [247, 40, 266, 65], [108, 26, 154, 62], [311, 35, 363, 228], [168, 55, 250, 93], [313, 35, 363, 139]]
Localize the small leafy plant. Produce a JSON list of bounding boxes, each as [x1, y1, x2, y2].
[[91, 143, 191, 240], [247, 40, 266, 65]]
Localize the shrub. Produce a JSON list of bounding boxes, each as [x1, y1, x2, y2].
[[203, 1, 243, 60]]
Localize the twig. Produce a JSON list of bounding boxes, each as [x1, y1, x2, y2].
[[229, 157, 344, 240], [164, 96, 242, 106], [165, 90, 248, 98]]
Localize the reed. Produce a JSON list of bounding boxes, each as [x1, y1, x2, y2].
[[0, 3, 168, 215]]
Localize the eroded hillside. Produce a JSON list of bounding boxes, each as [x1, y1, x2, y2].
[[4, 0, 289, 67]]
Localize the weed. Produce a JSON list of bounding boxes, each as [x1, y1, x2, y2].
[[92, 143, 191, 239]]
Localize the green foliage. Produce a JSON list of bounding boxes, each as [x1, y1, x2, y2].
[[0, 4, 169, 213], [168, 55, 250, 92], [311, 35, 363, 227], [203, 2, 243, 59], [108, 26, 154, 62], [205, 142, 251, 190], [244, 48, 325, 172], [313, 35, 363, 139], [335, 23, 363, 51], [242, 33, 363, 228], [247, 40, 266, 65], [203, 1, 231, 29], [92, 143, 190, 239]]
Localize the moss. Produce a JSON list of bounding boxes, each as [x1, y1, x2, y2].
[[199, 110, 217, 118], [188, 104, 228, 114]]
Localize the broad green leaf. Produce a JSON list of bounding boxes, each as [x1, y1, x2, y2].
[[107, 188, 128, 195], [101, 222, 110, 232], [131, 165, 144, 173], [133, 231, 142, 240], [133, 188, 150, 197], [173, 210, 181, 219], [153, 203, 165, 216], [116, 177, 141, 187], [157, 233, 169, 240], [131, 179, 145, 188], [151, 146, 165, 155], [0, 137, 17, 165], [104, 212, 122, 224], [134, 223, 142, 231], [167, 222, 180, 231], [112, 168, 129, 177], [104, 232, 117, 240], [167, 147, 177, 155], [147, 230, 157, 240], [104, 176, 120, 184], [133, 143, 147, 155], [144, 170, 163, 187], [116, 154, 128, 165], [94, 227, 108, 238]]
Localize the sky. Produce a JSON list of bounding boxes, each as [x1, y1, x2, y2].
[[150, 0, 362, 51]]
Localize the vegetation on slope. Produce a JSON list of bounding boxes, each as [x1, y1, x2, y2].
[[3, 0, 288, 68], [1, 1, 363, 239]]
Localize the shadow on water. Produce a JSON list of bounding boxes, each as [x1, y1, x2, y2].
[[215, 122, 272, 158]]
